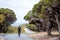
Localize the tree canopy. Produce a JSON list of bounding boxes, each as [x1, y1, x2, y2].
[[0, 8, 17, 33], [24, 0, 60, 32]]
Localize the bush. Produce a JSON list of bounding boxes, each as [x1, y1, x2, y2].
[[26, 24, 38, 31], [7, 26, 18, 33]]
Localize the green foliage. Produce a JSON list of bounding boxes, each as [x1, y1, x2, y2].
[[0, 8, 17, 24], [0, 14, 5, 23], [24, 11, 33, 20], [26, 24, 38, 31], [7, 25, 26, 33], [0, 8, 17, 33], [20, 23, 28, 33], [38, 13, 46, 19], [24, 13, 30, 20], [32, 4, 41, 13], [7, 26, 18, 33], [24, 0, 60, 32], [24, 0, 57, 20], [24, 0, 54, 20]]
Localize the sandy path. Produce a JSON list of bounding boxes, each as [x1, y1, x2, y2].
[[28, 31, 59, 40], [0, 37, 6, 40]]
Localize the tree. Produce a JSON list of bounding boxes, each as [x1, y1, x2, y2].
[[24, 11, 34, 20], [29, 18, 43, 31], [45, 0, 60, 38], [0, 8, 17, 33], [24, 0, 60, 38]]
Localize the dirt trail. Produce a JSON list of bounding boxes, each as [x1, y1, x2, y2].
[[28, 31, 59, 40]]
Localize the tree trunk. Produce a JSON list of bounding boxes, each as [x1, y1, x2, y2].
[[47, 26, 52, 35], [35, 23, 41, 31], [46, 19, 52, 35], [55, 15, 60, 38]]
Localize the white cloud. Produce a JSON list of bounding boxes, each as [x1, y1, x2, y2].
[[1, 0, 40, 26]]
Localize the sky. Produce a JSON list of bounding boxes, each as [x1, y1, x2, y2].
[[0, 0, 40, 26]]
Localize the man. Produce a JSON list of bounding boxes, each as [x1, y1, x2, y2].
[[18, 26, 21, 37]]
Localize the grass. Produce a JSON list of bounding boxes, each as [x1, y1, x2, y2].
[[6, 23, 27, 33], [7, 26, 18, 33], [20, 24, 27, 33]]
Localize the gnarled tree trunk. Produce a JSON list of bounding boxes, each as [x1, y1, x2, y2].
[[55, 15, 60, 38]]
